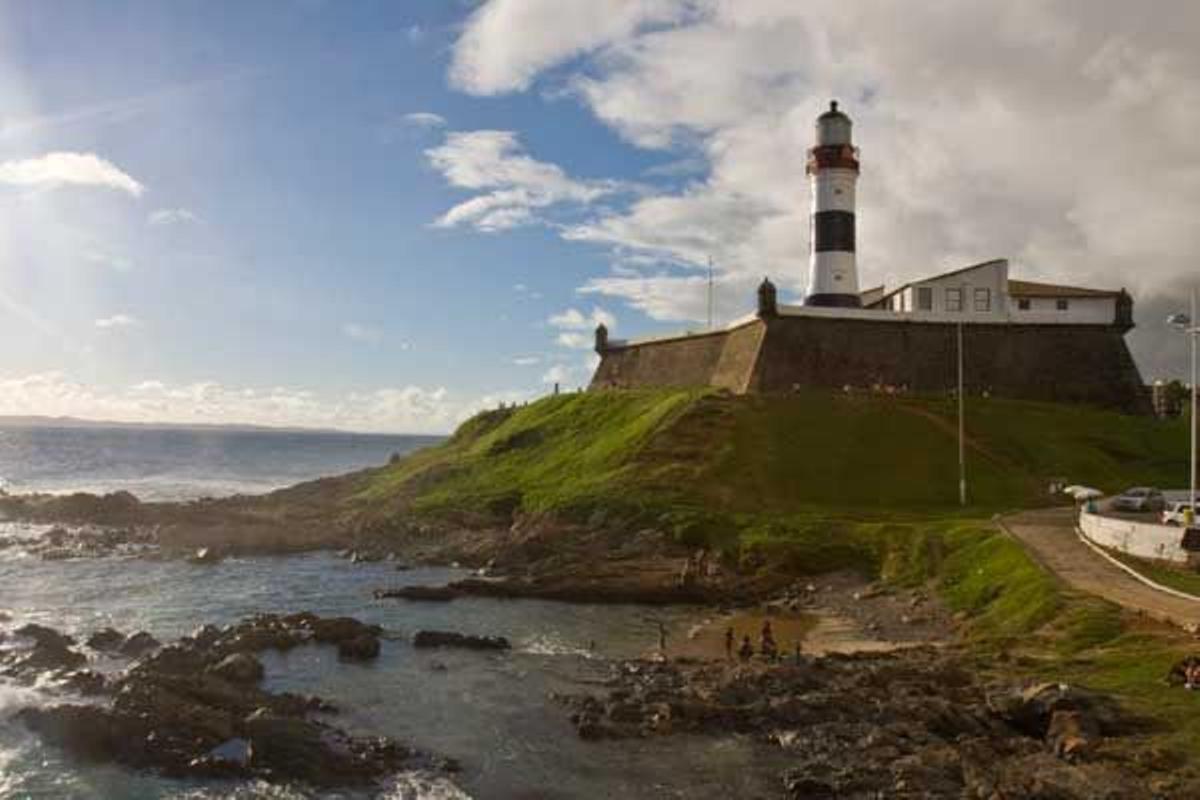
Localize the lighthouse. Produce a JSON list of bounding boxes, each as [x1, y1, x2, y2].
[[804, 101, 861, 307]]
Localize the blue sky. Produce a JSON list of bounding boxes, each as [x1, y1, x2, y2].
[[1, 1, 1197, 432]]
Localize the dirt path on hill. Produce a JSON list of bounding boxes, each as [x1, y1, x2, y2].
[[894, 402, 1014, 469], [1001, 507, 1200, 629]]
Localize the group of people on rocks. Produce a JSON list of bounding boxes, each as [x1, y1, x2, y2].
[[723, 620, 797, 663]]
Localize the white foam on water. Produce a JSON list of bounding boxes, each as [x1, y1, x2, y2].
[[165, 779, 315, 798], [517, 633, 599, 658], [383, 772, 474, 800], [0, 680, 45, 715]]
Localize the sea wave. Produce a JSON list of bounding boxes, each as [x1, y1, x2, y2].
[[517, 633, 599, 658], [383, 772, 474, 800], [165, 780, 315, 799]]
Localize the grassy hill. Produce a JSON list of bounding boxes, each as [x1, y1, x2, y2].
[[345, 390, 1200, 757], [352, 388, 1188, 526]]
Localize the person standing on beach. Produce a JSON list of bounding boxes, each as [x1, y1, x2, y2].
[[738, 635, 754, 661], [724, 627, 734, 659], [658, 621, 667, 654], [760, 620, 778, 660]]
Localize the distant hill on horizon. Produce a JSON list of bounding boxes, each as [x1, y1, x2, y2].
[[0, 415, 439, 438]]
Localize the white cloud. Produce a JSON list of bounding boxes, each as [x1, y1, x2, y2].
[[148, 208, 200, 225], [446, 0, 1200, 337], [449, 0, 687, 95], [541, 352, 600, 388], [0, 371, 532, 435], [512, 355, 541, 366], [548, 306, 616, 330], [342, 322, 383, 344], [426, 130, 623, 231], [541, 364, 573, 385], [0, 152, 143, 196], [555, 332, 593, 350], [404, 111, 447, 129], [94, 314, 141, 329], [82, 250, 135, 272]]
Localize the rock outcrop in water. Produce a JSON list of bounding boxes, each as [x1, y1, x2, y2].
[[412, 630, 510, 650], [555, 649, 1191, 799], [8, 612, 447, 790]]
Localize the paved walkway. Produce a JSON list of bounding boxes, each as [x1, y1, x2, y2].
[[1001, 508, 1200, 629]]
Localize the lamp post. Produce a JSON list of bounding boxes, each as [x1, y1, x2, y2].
[[958, 321, 966, 506], [1168, 288, 1198, 514]]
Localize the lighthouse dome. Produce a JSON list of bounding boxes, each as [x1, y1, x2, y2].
[[816, 100, 852, 146]]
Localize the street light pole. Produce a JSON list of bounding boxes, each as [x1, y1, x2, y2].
[[958, 321, 966, 507], [1191, 288, 1197, 513], [1170, 293, 1199, 516]]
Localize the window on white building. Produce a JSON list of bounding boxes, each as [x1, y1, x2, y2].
[[974, 288, 991, 312], [1017, 298, 1031, 311], [917, 287, 933, 311], [1056, 299, 1069, 311], [945, 288, 964, 312]]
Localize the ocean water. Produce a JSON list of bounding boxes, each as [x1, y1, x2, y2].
[[0, 550, 782, 799], [0, 427, 785, 798], [0, 425, 441, 501]]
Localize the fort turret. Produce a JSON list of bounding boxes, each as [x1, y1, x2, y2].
[[805, 100, 861, 308]]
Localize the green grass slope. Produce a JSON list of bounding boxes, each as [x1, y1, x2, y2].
[[351, 388, 1189, 527], [345, 389, 1200, 761]]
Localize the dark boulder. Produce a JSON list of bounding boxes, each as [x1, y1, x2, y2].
[[242, 708, 409, 787], [9, 624, 86, 673], [187, 623, 222, 648], [207, 653, 265, 684], [17, 705, 148, 763], [310, 616, 382, 645], [86, 627, 126, 652], [375, 585, 458, 601], [14, 623, 75, 650], [412, 630, 510, 650], [118, 631, 161, 658], [59, 669, 108, 695], [338, 634, 381, 661]]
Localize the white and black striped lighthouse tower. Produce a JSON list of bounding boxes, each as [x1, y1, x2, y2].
[[804, 100, 861, 308]]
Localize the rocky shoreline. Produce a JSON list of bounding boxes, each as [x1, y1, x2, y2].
[[554, 649, 1191, 799], [2, 612, 458, 790]]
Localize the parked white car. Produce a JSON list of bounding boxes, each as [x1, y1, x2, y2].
[[1162, 500, 1198, 526], [1111, 487, 1165, 513]]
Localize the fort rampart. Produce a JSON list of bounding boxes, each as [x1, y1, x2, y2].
[[590, 313, 1149, 414]]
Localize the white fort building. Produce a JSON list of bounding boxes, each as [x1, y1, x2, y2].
[[590, 100, 1144, 414]]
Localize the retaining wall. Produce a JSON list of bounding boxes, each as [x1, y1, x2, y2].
[[1078, 510, 1189, 564], [591, 312, 1150, 414], [589, 320, 762, 392]]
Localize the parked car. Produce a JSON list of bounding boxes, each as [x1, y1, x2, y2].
[[1162, 500, 1198, 526], [1111, 487, 1165, 513]]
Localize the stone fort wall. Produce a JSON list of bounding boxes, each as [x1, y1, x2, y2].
[[590, 314, 1149, 414]]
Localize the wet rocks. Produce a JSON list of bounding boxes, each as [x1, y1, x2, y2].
[[188, 546, 223, 564], [86, 627, 126, 652], [6, 623, 87, 674], [1, 521, 158, 560], [243, 708, 411, 786], [338, 634, 381, 660], [14, 611, 432, 790], [120, 630, 161, 658], [58, 669, 108, 696], [412, 630, 510, 650], [987, 682, 1125, 741], [555, 649, 1163, 799], [207, 653, 265, 684], [84, 628, 161, 658], [310, 615, 382, 645], [375, 585, 459, 601]]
